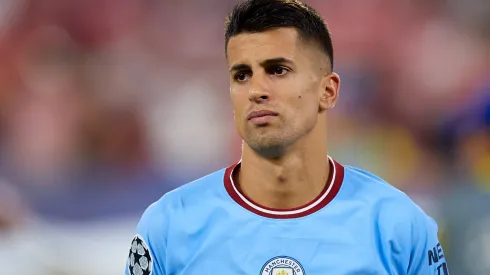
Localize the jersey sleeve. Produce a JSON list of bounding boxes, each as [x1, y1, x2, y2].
[[126, 200, 167, 275], [407, 212, 449, 275]]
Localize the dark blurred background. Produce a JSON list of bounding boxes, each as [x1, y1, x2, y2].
[[0, 0, 489, 274]]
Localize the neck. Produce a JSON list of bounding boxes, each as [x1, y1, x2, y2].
[[238, 121, 329, 209]]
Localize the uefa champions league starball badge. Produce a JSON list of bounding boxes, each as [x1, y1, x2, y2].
[[127, 235, 153, 275]]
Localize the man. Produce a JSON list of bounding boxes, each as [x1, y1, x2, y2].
[[126, 0, 449, 274]]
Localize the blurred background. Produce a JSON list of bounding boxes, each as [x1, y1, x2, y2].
[[0, 0, 488, 274]]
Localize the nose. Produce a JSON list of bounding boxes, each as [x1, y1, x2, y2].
[[248, 74, 271, 103]]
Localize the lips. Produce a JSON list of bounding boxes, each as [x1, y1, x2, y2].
[[246, 110, 279, 120]]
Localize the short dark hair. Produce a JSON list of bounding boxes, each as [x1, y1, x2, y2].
[[224, 0, 334, 70]]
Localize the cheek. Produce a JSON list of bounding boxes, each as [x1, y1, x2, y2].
[[288, 90, 319, 122], [290, 89, 316, 111], [230, 91, 247, 119]]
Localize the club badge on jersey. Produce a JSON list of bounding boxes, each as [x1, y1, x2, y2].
[[261, 256, 305, 275]]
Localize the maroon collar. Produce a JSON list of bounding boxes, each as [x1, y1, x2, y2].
[[224, 156, 345, 219]]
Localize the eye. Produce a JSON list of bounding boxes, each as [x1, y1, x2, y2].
[[267, 66, 289, 76], [234, 72, 251, 82]]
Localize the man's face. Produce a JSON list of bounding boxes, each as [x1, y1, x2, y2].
[[227, 28, 330, 153]]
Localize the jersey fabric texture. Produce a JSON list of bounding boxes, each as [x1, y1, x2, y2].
[[126, 156, 449, 275]]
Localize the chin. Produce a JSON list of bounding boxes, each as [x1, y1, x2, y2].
[[245, 135, 296, 158], [248, 144, 287, 159]]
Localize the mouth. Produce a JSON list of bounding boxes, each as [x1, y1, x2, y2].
[[246, 110, 279, 125]]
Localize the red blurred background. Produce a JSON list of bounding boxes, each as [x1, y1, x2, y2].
[[0, 0, 489, 274]]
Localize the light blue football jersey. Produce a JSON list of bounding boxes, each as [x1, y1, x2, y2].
[[126, 157, 449, 275]]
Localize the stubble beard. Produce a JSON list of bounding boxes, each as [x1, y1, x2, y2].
[[244, 126, 300, 159]]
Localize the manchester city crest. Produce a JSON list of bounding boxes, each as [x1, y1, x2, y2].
[[261, 256, 305, 275]]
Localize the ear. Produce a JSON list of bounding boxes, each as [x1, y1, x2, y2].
[[319, 72, 340, 112]]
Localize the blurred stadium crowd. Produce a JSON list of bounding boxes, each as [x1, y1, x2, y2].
[[0, 0, 489, 274]]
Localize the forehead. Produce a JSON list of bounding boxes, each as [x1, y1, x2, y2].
[[227, 28, 307, 65]]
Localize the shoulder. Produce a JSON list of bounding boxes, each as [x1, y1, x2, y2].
[[139, 168, 228, 225], [342, 165, 442, 271], [342, 165, 433, 228], [343, 165, 408, 199], [163, 167, 227, 207]]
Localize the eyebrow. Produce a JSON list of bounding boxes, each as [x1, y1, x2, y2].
[[229, 57, 294, 72]]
